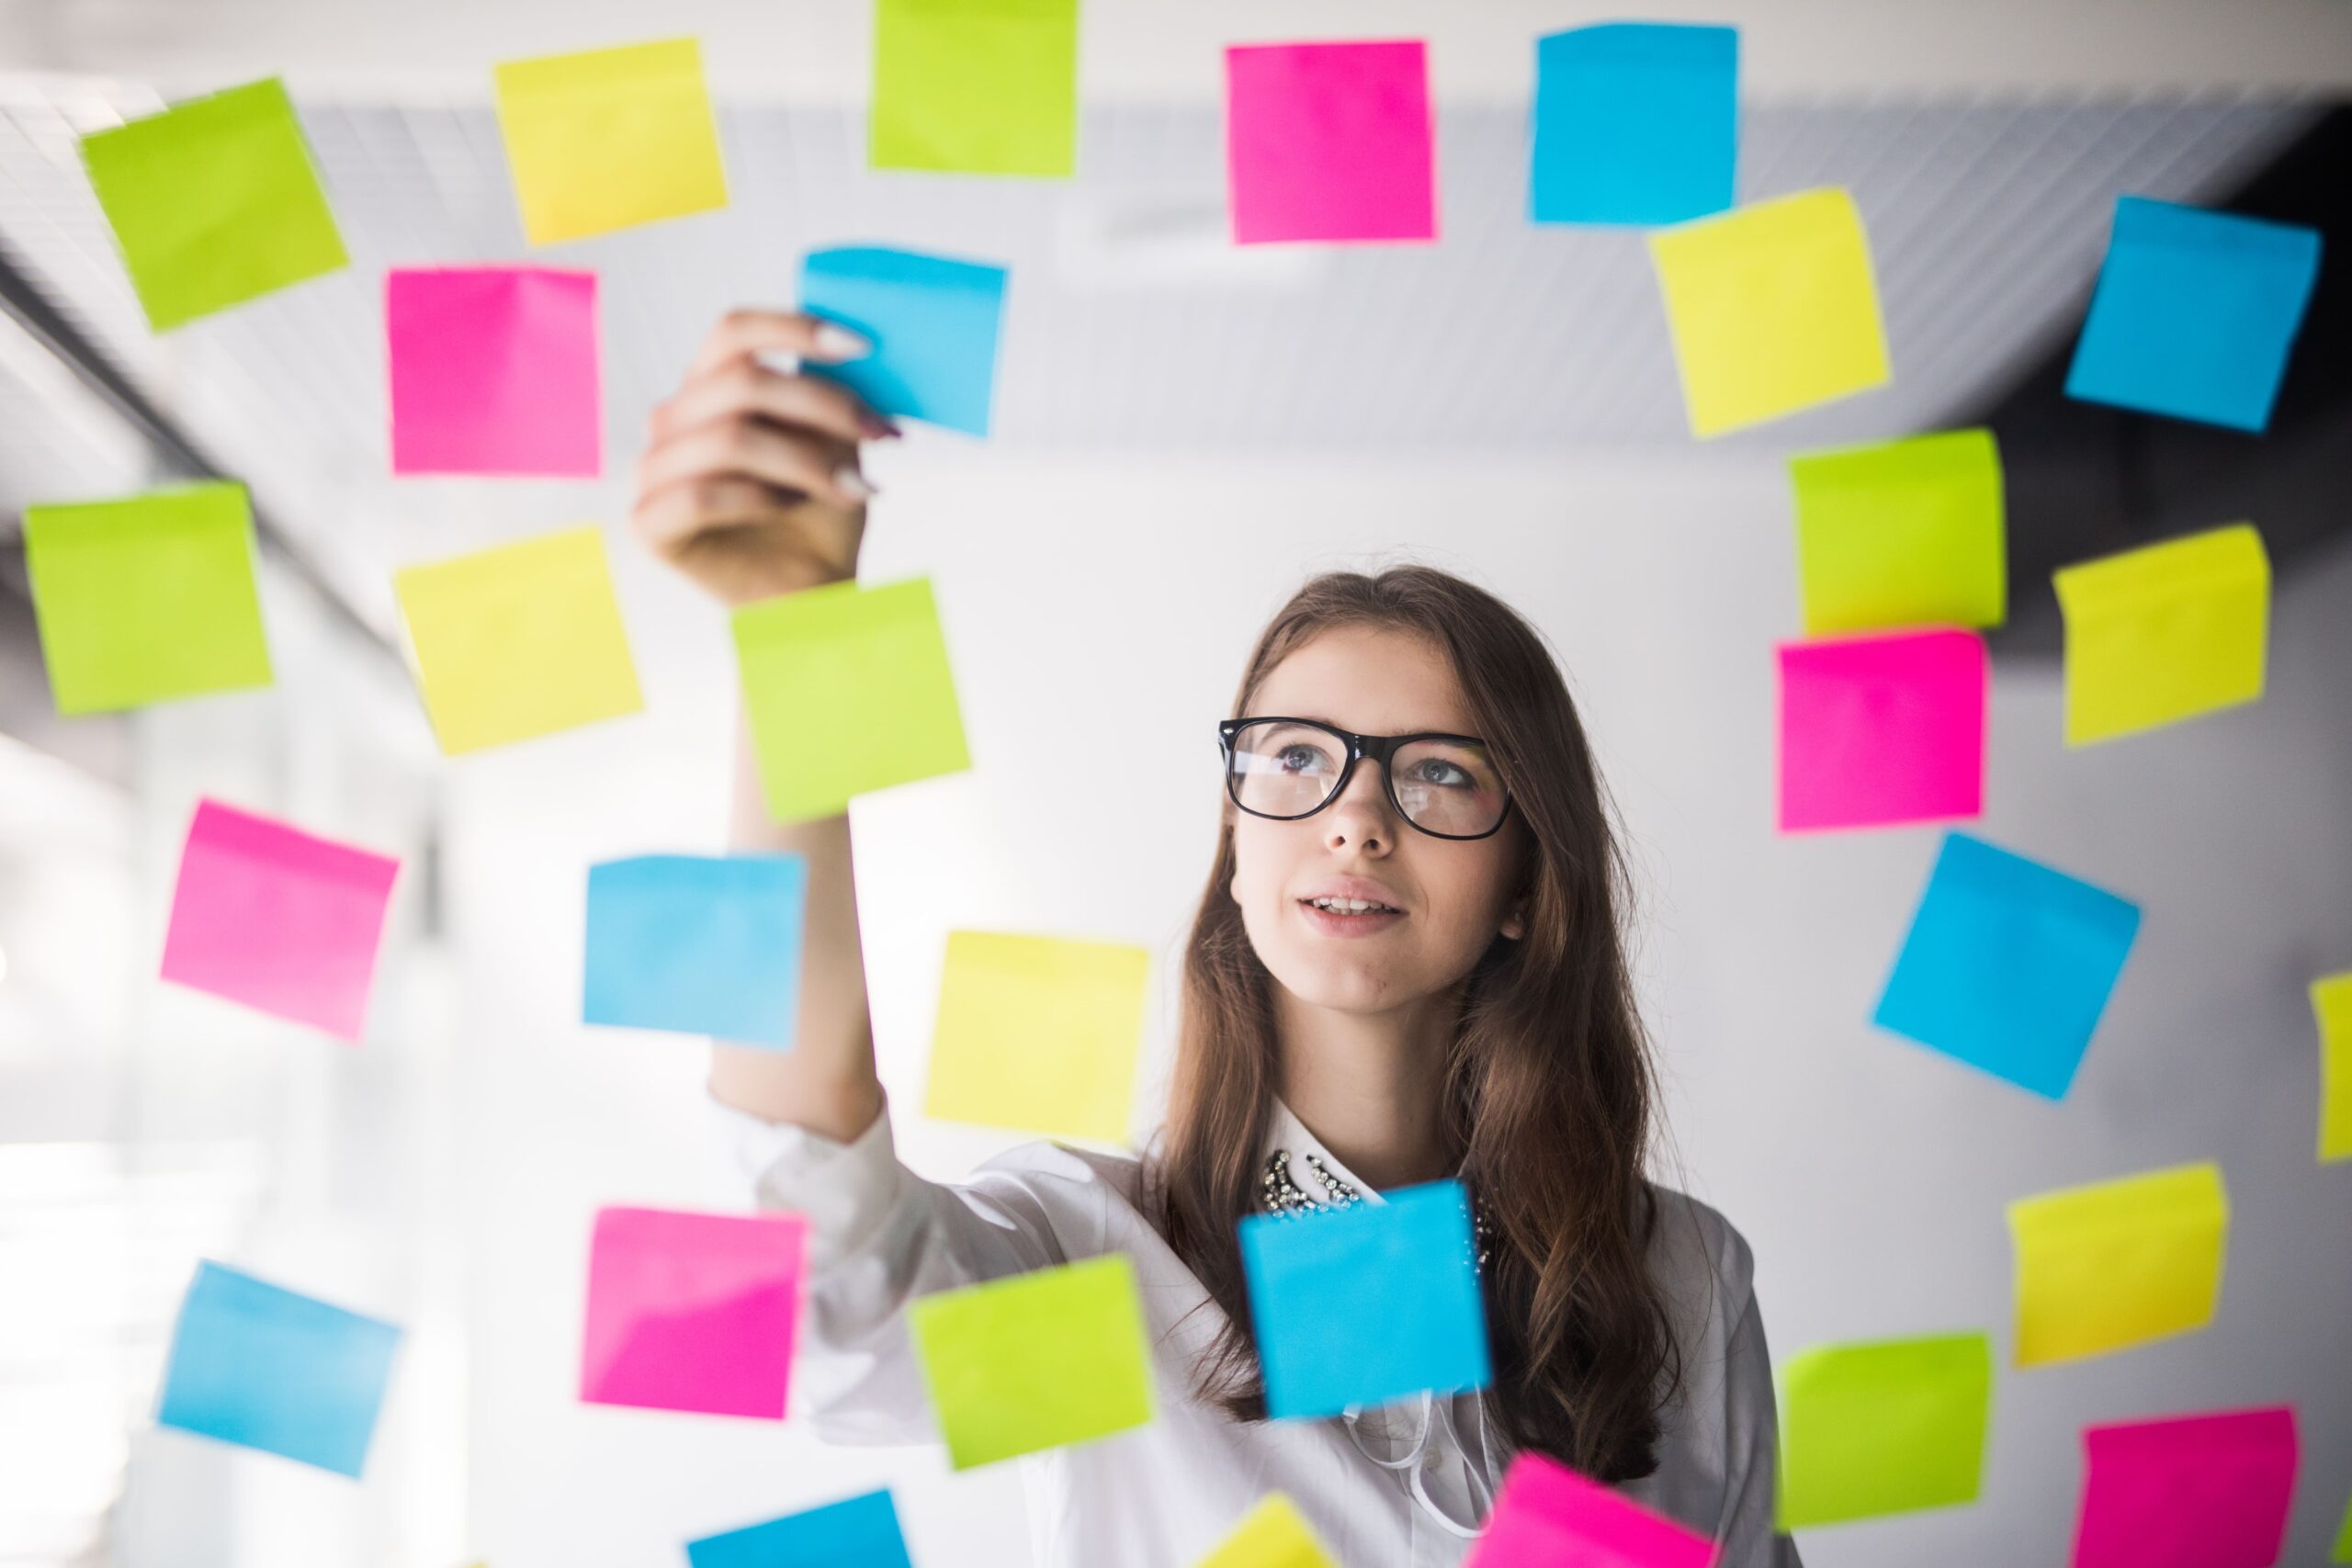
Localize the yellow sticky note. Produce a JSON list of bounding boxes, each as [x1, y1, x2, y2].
[[924, 931, 1148, 1144], [2315, 973, 2352, 1164], [2053, 523, 2269, 747], [871, 0, 1080, 177], [1195, 1495, 1337, 1568], [1648, 186, 1891, 437], [2008, 1162, 2228, 1368], [1790, 430, 2007, 636], [393, 526, 643, 754], [492, 39, 729, 245]]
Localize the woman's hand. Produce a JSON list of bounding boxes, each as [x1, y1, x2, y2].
[[631, 309, 899, 608]]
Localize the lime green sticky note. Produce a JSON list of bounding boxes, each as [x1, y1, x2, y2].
[[24, 481, 273, 714], [393, 526, 643, 754], [871, 0, 1080, 177], [1790, 430, 2007, 637], [2332, 1487, 2352, 1563], [1775, 1332, 1992, 1531], [923, 931, 1149, 1144], [1196, 1495, 1337, 1568], [1648, 187, 1891, 438], [2315, 973, 2352, 1164], [492, 39, 729, 245], [2053, 523, 2269, 746], [79, 78, 348, 332], [2008, 1162, 2228, 1368], [909, 1254, 1154, 1469], [731, 577, 971, 823]]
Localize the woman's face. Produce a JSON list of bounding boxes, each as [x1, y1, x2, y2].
[[1227, 625, 1528, 1017]]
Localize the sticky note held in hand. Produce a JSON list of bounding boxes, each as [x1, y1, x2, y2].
[[2072, 1406, 2297, 1568], [1774, 1332, 1993, 1530], [1531, 23, 1737, 227], [2054, 523, 2269, 747], [2008, 1162, 2229, 1368], [869, 0, 1079, 177], [25, 481, 274, 715], [799, 246, 1008, 436], [923, 931, 1150, 1143], [1226, 40, 1437, 244], [492, 38, 729, 245], [388, 266, 602, 476], [581, 1205, 807, 1419], [1777, 628, 1986, 833], [583, 854, 808, 1049], [1790, 430, 2007, 637]]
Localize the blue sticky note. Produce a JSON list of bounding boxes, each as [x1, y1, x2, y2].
[[1239, 1180, 1490, 1418], [155, 1261, 401, 1477], [2064, 196, 2321, 433], [1873, 832, 2141, 1099], [687, 1490, 915, 1568], [799, 246, 1008, 437], [1532, 23, 1738, 226], [583, 853, 808, 1049]]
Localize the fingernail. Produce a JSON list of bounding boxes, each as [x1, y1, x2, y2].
[[812, 323, 872, 361], [860, 414, 904, 440], [833, 465, 876, 502]]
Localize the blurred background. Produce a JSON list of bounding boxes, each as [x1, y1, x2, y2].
[[1, 2, 2347, 1564]]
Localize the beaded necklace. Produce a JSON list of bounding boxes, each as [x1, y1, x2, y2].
[[1259, 1148, 1495, 1269]]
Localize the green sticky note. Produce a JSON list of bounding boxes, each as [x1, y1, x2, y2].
[[870, 0, 1080, 177], [910, 1254, 1154, 1469], [79, 78, 348, 332], [1777, 1331, 1993, 1530], [731, 577, 971, 823], [25, 482, 273, 714], [2332, 1487, 2352, 1563], [1790, 430, 2007, 637]]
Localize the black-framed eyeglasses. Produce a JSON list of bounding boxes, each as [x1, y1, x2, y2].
[[1217, 717, 1513, 840]]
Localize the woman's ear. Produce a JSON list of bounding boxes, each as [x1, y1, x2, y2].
[[1499, 903, 1527, 941]]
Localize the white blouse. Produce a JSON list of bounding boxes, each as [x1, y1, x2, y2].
[[710, 1092, 1804, 1568]]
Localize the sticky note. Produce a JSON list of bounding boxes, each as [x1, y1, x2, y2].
[[869, 0, 1079, 177], [1790, 430, 2007, 636], [1464, 1450, 1716, 1568], [1778, 628, 1985, 833], [922, 931, 1148, 1143], [1196, 1494, 1338, 1568], [2072, 1406, 2298, 1568], [79, 78, 347, 332], [2008, 1162, 2228, 1368], [388, 266, 601, 476], [687, 1490, 916, 1568], [908, 1254, 1153, 1468], [2065, 197, 2322, 433], [1774, 1332, 1992, 1530], [583, 854, 808, 1049], [2319, 974, 2352, 1163], [2053, 524, 2269, 747], [492, 39, 729, 245], [24, 481, 273, 715], [160, 799, 401, 1041], [1873, 832, 2140, 1099], [157, 1261, 401, 1476], [1226, 40, 1436, 244], [2334, 1487, 2352, 1563], [1531, 24, 1736, 227], [581, 1206, 807, 1419], [1239, 1181, 1489, 1419], [1648, 187, 1890, 437], [799, 247, 1007, 436], [732, 576, 970, 822], [393, 525, 644, 754]]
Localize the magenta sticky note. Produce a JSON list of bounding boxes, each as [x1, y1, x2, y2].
[[1226, 39, 1436, 244], [158, 798, 401, 1041], [387, 265, 601, 476], [1778, 627, 1985, 832], [1464, 1451, 1716, 1568], [581, 1206, 807, 1420], [2073, 1406, 2298, 1568]]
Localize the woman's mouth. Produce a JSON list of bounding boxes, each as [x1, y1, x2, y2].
[[1297, 897, 1406, 936]]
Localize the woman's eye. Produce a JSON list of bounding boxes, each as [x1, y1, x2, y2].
[[1411, 759, 1471, 786], [1275, 745, 1329, 773]]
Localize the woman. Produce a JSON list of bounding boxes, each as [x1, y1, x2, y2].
[[631, 309, 1801, 1568]]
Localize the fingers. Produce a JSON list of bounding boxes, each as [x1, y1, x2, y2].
[[635, 416, 869, 513], [686, 308, 871, 381], [630, 474, 797, 554], [650, 360, 899, 447]]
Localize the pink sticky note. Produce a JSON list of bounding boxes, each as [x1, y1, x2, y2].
[[581, 1206, 807, 1419], [2074, 1406, 2298, 1568], [158, 798, 401, 1041], [1226, 39, 1436, 244], [1464, 1452, 1716, 1568], [387, 265, 601, 476], [1778, 627, 1985, 832]]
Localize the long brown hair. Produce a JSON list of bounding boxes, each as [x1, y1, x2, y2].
[[1144, 564, 1679, 1482]]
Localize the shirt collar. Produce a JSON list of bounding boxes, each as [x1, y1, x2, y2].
[[1261, 1097, 1472, 1205]]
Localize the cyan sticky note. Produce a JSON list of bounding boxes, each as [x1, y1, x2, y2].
[[1874, 832, 2141, 1099], [156, 1261, 401, 1477], [1239, 1180, 1490, 1419], [2065, 197, 2321, 433], [1532, 24, 1737, 226], [582, 854, 807, 1049], [687, 1489, 915, 1568], [798, 246, 1007, 437]]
